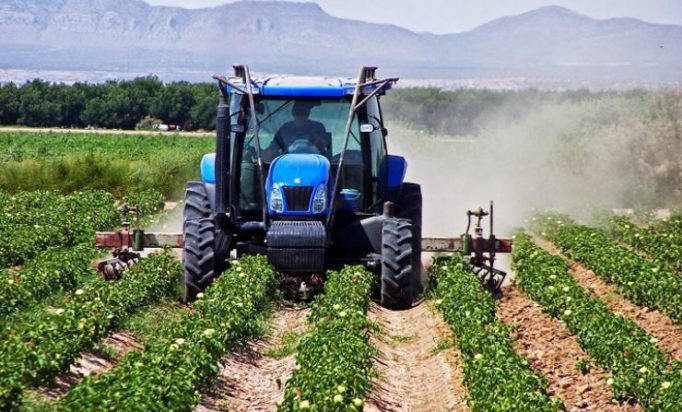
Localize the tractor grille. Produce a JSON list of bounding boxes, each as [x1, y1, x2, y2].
[[283, 186, 313, 211]]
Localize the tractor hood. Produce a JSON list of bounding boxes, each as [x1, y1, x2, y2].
[[265, 154, 331, 216]]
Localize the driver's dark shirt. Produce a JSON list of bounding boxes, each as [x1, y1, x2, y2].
[[273, 119, 327, 151]]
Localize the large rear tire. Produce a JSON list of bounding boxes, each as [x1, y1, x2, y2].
[[396, 183, 423, 298], [380, 217, 414, 309], [183, 182, 230, 301]]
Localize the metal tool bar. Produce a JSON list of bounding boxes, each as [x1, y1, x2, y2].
[[421, 237, 512, 253], [95, 232, 184, 248], [96, 232, 512, 252]]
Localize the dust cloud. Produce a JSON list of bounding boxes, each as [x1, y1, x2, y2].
[[388, 98, 645, 238], [145, 202, 184, 233]]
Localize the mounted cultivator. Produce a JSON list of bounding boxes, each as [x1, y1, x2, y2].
[[95, 65, 512, 303]]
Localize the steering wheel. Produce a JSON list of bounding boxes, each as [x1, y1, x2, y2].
[[286, 138, 320, 154]]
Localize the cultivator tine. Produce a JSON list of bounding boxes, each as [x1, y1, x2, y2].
[[462, 201, 509, 297], [97, 249, 141, 280], [470, 263, 507, 297]]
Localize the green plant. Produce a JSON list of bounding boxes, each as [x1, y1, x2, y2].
[[431, 255, 562, 412], [431, 337, 453, 354], [0, 246, 95, 318], [264, 330, 306, 359], [0, 252, 181, 410], [0, 131, 212, 196], [60, 256, 277, 412], [575, 358, 592, 375], [280, 266, 375, 411], [512, 232, 673, 406], [605, 215, 682, 274], [532, 213, 682, 325]]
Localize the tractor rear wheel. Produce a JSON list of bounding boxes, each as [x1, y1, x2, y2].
[[380, 217, 414, 309], [183, 182, 230, 301], [396, 182, 423, 298]]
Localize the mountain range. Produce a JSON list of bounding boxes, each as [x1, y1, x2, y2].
[[1, 0, 680, 84]]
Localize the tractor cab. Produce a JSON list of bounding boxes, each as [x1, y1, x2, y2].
[[224, 74, 396, 222]]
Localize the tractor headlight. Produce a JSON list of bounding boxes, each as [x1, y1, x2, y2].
[[312, 184, 326, 213], [270, 186, 283, 213]]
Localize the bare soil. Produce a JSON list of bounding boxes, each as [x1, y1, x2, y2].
[[365, 302, 469, 412], [497, 287, 640, 412], [196, 305, 310, 412], [36, 332, 143, 400], [535, 236, 682, 362]]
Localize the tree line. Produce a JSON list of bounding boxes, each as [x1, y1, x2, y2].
[[0, 76, 654, 134], [0, 77, 217, 131]]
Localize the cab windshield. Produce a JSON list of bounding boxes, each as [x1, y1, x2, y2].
[[239, 98, 364, 212], [245, 98, 360, 162]]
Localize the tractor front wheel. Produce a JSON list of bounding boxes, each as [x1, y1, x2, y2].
[[183, 182, 230, 301], [380, 217, 415, 309]]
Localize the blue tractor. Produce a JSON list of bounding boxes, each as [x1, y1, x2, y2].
[[183, 65, 422, 309], [95, 65, 511, 302]]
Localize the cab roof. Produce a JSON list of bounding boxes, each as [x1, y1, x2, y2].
[[222, 75, 396, 98]]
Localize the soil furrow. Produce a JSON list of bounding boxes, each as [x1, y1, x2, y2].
[[197, 305, 310, 412], [497, 287, 640, 412], [535, 236, 682, 362], [36, 332, 143, 400], [365, 302, 468, 412]]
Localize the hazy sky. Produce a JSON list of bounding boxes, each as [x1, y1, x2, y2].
[[143, 0, 682, 34]]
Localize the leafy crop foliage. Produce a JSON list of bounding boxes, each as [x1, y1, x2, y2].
[[533, 213, 682, 325], [650, 215, 682, 238], [281, 266, 374, 412], [0, 252, 181, 410], [431, 256, 562, 411], [0, 190, 118, 268], [122, 189, 165, 217], [0, 246, 94, 318], [61, 256, 277, 411], [512, 232, 682, 407], [0, 131, 213, 197], [604, 215, 682, 273], [0, 189, 165, 268]]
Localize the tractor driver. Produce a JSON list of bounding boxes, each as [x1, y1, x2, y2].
[[265, 101, 330, 159]]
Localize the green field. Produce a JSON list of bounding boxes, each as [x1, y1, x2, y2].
[[0, 131, 213, 198]]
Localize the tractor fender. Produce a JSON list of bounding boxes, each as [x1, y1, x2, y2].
[[200, 153, 216, 184], [331, 214, 386, 256], [199, 153, 218, 214]]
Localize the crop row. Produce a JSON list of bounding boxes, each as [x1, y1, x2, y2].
[[0, 251, 180, 410], [431, 255, 562, 411], [512, 232, 681, 408], [0, 190, 119, 230], [0, 246, 95, 318], [281, 266, 375, 411], [533, 213, 682, 325], [0, 189, 164, 268], [650, 215, 682, 238], [60, 255, 277, 411], [604, 215, 682, 273]]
